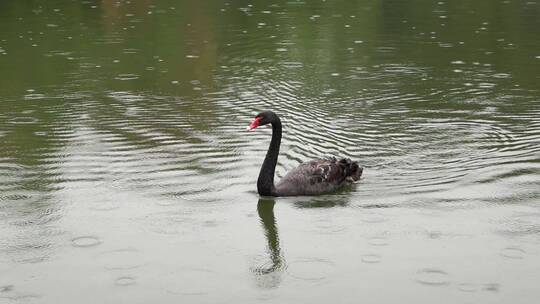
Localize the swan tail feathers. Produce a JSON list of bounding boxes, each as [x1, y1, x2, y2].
[[336, 158, 363, 183]]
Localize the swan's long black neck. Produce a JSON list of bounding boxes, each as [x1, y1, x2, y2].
[[257, 116, 282, 196]]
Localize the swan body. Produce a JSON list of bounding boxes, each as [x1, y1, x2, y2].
[[249, 111, 363, 197]]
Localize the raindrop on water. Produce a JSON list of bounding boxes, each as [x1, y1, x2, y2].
[[458, 283, 477, 292], [416, 269, 450, 286], [115, 276, 136, 286], [286, 258, 335, 281], [367, 236, 388, 246], [500, 247, 525, 259], [72, 236, 102, 248], [361, 254, 381, 263]]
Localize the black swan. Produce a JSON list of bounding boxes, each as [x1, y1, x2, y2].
[[248, 111, 363, 196]]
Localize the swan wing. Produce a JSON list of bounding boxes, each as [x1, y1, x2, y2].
[[276, 158, 362, 195]]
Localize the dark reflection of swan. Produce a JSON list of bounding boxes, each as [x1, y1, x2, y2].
[[252, 198, 286, 289], [293, 194, 351, 208]]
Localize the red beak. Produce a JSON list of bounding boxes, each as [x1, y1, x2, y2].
[[247, 117, 262, 131]]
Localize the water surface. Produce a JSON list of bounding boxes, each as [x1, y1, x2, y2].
[[1, 0, 539, 303]]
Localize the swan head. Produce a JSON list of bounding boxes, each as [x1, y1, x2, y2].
[[247, 111, 277, 131]]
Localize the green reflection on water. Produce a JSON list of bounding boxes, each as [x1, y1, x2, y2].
[[0, 1, 538, 210]]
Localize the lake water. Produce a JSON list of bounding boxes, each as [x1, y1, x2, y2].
[[1, 0, 539, 303]]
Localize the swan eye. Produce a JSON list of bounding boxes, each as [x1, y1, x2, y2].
[[248, 117, 262, 130]]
